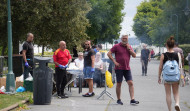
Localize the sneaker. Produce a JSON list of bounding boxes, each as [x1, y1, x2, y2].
[[175, 105, 181, 111], [117, 99, 123, 105], [61, 94, 69, 98], [130, 99, 139, 105], [57, 94, 62, 99], [82, 92, 95, 97]]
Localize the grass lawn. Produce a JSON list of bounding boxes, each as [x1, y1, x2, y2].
[[48, 63, 55, 70], [0, 92, 33, 110], [184, 65, 189, 71]]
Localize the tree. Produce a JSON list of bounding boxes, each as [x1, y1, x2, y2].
[[133, 0, 190, 45], [133, 0, 163, 45], [87, 0, 125, 44], [0, 0, 91, 55], [0, 0, 7, 55]]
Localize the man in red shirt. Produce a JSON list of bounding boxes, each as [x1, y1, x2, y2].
[[53, 41, 72, 99], [107, 35, 139, 105]]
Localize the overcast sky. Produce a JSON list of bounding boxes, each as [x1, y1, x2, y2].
[[120, 0, 144, 38]]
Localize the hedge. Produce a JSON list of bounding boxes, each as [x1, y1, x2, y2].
[[179, 44, 190, 65]]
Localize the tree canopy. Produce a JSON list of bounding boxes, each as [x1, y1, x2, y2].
[[0, 0, 125, 55], [0, 0, 91, 55], [87, 0, 125, 44], [133, 0, 190, 46]]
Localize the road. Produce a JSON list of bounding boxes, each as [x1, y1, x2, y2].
[[27, 58, 190, 111]]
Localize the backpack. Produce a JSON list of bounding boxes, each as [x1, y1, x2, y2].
[[162, 53, 180, 82]]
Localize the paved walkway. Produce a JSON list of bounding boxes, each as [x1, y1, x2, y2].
[[27, 58, 190, 111]]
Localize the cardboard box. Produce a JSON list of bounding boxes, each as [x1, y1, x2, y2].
[[0, 77, 6, 87], [16, 81, 23, 89], [0, 77, 24, 89], [16, 77, 20, 82]]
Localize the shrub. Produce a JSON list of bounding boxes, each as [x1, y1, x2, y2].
[[179, 44, 190, 65]]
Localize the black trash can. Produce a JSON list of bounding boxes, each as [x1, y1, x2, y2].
[[0, 56, 4, 77], [4, 54, 23, 79], [13, 55, 23, 78], [33, 57, 53, 105]]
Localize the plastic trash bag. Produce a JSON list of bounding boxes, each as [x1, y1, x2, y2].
[[0, 90, 5, 94], [19, 74, 24, 82], [105, 71, 113, 88], [16, 86, 26, 92], [0, 86, 6, 92], [0, 86, 5, 94], [25, 73, 33, 81]]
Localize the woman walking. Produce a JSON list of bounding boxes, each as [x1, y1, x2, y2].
[[158, 36, 181, 111]]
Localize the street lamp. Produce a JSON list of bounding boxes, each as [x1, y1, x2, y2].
[[6, 0, 15, 93], [183, 0, 190, 16], [169, 14, 179, 43]]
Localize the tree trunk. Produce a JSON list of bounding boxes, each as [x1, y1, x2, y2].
[[42, 45, 45, 56], [13, 38, 19, 54], [1, 44, 7, 56]]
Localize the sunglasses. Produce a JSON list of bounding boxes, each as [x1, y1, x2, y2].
[[85, 44, 89, 45]]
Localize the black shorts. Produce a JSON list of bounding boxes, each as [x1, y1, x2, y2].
[[115, 70, 132, 83]]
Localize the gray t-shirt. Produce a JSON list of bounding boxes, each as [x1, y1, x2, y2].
[[141, 49, 150, 60], [173, 47, 184, 58]]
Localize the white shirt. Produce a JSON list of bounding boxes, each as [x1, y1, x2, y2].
[[95, 60, 103, 69], [74, 58, 84, 70]]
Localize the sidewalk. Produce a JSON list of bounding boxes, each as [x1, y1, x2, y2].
[[27, 59, 190, 111]]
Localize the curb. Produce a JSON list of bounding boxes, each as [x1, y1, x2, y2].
[[0, 99, 29, 111]]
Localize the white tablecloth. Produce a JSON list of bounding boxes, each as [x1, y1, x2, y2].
[[67, 69, 83, 75]]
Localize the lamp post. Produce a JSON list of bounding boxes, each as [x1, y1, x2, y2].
[[170, 14, 179, 43], [6, 0, 15, 93]]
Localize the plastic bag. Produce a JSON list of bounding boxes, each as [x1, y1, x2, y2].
[[0, 86, 5, 92], [16, 86, 26, 92], [0, 90, 5, 94], [0, 86, 5, 94], [105, 71, 113, 88], [19, 74, 24, 82], [25, 73, 33, 81]]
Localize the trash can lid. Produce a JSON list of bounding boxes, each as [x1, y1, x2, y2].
[[34, 57, 53, 63], [0, 56, 4, 58]]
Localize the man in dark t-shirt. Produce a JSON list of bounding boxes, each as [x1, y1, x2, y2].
[[140, 44, 151, 76], [82, 40, 96, 97], [22, 33, 34, 80]]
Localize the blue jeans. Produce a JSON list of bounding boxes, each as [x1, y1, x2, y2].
[[83, 67, 94, 79]]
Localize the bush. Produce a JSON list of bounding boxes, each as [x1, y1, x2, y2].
[[0, 46, 8, 56], [35, 51, 54, 56], [179, 44, 190, 65]]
